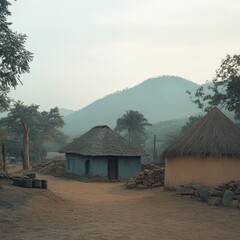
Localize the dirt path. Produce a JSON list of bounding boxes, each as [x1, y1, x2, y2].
[[1, 172, 240, 240]]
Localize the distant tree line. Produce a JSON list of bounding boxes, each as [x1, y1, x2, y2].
[[0, 102, 67, 169]]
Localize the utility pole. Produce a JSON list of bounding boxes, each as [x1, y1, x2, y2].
[[153, 135, 156, 162], [2, 141, 5, 171]]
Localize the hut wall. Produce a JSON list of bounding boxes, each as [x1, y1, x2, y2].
[[91, 157, 108, 177], [118, 157, 141, 179], [65, 154, 141, 179], [165, 156, 240, 188], [66, 154, 86, 176]]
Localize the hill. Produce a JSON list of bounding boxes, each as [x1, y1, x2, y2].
[[59, 108, 74, 117], [63, 76, 200, 136]]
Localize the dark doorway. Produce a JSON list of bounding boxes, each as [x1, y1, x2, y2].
[[108, 159, 118, 180], [85, 160, 90, 177]]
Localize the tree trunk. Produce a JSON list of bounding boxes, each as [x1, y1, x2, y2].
[[21, 120, 30, 170], [128, 129, 133, 142]]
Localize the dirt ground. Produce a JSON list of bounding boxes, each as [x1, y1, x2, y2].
[[1, 167, 240, 240]]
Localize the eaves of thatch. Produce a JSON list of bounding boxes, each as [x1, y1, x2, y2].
[[162, 108, 240, 159], [60, 125, 147, 157]]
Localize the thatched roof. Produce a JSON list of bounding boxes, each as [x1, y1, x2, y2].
[[60, 125, 146, 157], [162, 108, 240, 159]]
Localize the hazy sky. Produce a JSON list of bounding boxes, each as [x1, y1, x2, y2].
[[8, 0, 240, 111]]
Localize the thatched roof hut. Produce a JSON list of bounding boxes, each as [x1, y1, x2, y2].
[[60, 125, 146, 157], [163, 108, 240, 188], [61, 125, 146, 180]]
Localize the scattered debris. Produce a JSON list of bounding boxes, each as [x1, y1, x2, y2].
[[175, 180, 240, 208], [0, 170, 11, 180], [126, 164, 165, 189], [32, 160, 66, 176]]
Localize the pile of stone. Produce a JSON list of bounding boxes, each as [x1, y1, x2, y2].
[[175, 180, 240, 208], [32, 160, 65, 176], [126, 165, 165, 189]]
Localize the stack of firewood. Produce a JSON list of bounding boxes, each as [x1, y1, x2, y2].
[[126, 165, 165, 189], [32, 160, 65, 176]]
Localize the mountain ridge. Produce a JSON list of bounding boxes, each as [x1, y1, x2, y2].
[[63, 76, 200, 136]]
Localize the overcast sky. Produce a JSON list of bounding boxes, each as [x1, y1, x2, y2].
[[8, 0, 240, 111]]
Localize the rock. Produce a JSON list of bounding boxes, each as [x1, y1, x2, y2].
[[176, 186, 194, 195], [126, 182, 137, 189], [136, 184, 148, 190], [143, 180, 152, 187], [189, 184, 208, 198], [227, 182, 235, 189], [208, 197, 222, 206], [152, 183, 162, 188], [209, 189, 223, 197], [233, 195, 240, 201], [199, 187, 210, 201], [230, 200, 239, 208], [235, 186, 240, 194], [222, 190, 235, 207], [135, 179, 144, 184], [173, 181, 240, 209], [215, 186, 227, 191], [193, 189, 200, 197], [234, 181, 240, 187]]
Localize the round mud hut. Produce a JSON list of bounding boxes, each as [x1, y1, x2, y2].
[[60, 125, 146, 180], [162, 107, 240, 189]]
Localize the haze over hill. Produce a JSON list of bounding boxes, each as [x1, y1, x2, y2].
[[59, 108, 74, 117], [63, 76, 201, 136]]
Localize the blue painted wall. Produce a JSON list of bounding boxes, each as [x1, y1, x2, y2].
[[118, 157, 141, 179], [91, 157, 108, 177], [66, 154, 87, 177], [65, 154, 141, 179]]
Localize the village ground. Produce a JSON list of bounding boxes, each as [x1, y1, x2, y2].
[[1, 167, 240, 240]]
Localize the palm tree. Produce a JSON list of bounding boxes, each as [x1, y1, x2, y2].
[[115, 110, 151, 145]]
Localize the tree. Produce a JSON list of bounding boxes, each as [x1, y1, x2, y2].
[[181, 115, 202, 133], [0, 102, 66, 169], [187, 54, 240, 121], [0, 0, 33, 111], [115, 110, 151, 146]]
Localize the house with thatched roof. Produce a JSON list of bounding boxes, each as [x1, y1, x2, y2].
[[60, 125, 146, 180], [162, 107, 240, 189]]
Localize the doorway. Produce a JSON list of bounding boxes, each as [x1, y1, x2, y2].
[[108, 159, 118, 180], [85, 159, 90, 177]]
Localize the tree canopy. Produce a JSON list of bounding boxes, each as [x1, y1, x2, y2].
[[0, 0, 33, 111], [0, 102, 66, 169], [187, 54, 240, 121], [181, 115, 202, 133], [115, 110, 151, 146]]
